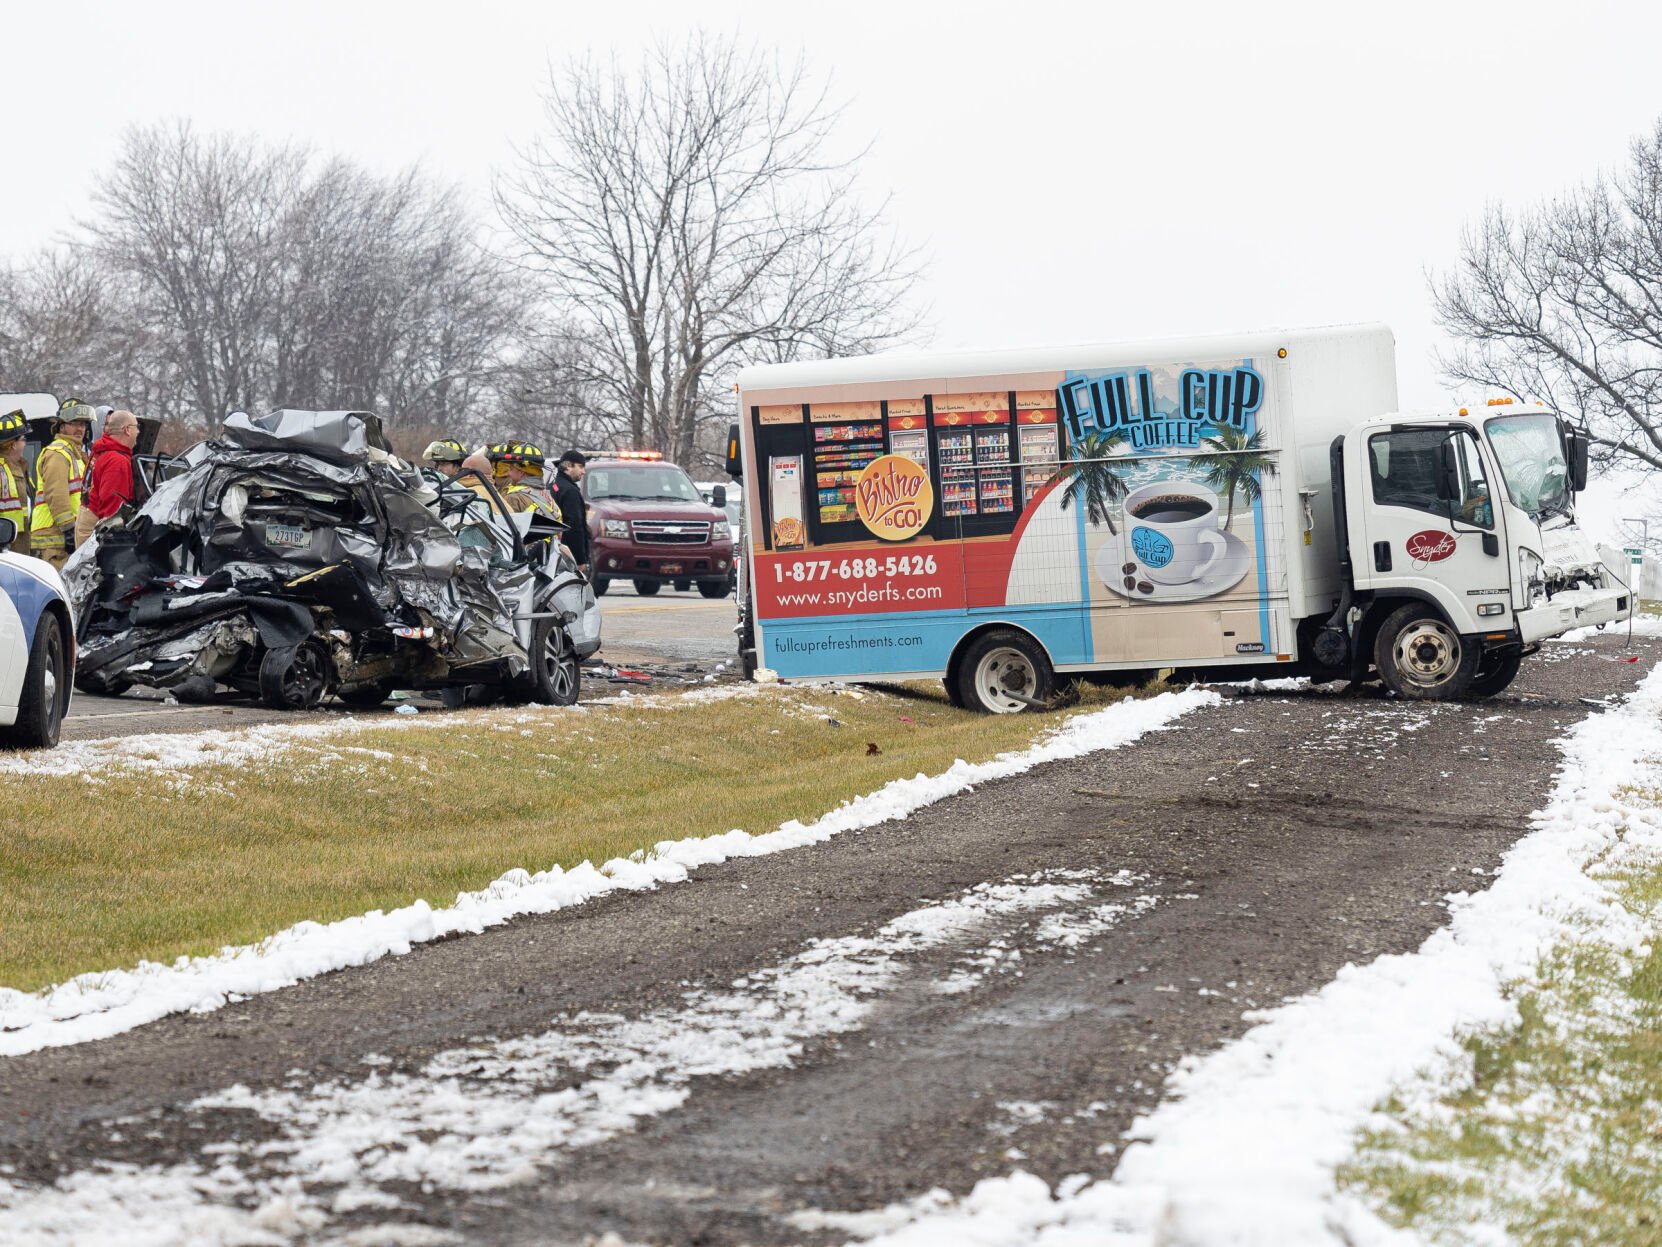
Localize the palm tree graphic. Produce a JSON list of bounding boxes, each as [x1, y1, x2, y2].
[[1057, 431, 1132, 534], [1199, 425, 1276, 529]]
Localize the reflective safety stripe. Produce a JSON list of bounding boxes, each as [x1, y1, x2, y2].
[[29, 440, 85, 532], [0, 461, 26, 521], [506, 484, 555, 516]]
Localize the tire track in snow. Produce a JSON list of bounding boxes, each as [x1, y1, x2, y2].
[[0, 868, 1172, 1245]]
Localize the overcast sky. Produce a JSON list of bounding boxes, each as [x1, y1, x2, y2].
[[7, 2, 1662, 443]]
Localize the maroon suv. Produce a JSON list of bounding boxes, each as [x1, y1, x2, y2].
[[586, 454, 735, 597]]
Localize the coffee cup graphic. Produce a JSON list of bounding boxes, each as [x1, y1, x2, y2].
[[1120, 482, 1227, 586]]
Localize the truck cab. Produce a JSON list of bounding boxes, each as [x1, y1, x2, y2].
[[1334, 400, 1632, 698], [586, 453, 736, 598]]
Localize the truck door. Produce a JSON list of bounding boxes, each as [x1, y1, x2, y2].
[[1356, 424, 1508, 632]]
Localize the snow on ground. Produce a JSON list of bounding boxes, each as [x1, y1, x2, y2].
[[0, 869, 1171, 1245], [813, 663, 1662, 1247], [0, 687, 1216, 1056], [1553, 611, 1662, 644]]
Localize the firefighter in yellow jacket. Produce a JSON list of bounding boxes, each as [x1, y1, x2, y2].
[[29, 399, 92, 569], [0, 410, 31, 555], [486, 442, 558, 517]]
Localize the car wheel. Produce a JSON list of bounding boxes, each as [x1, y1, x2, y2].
[[336, 680, 394, 708], [1373, 605, 1478, 700], [527, 616, 581, 706], [634, 580, 661, 596], [955, 629, 1054, 714], [698, 578, 732, 599], [258, 639, 333, 710], [592, 576, 611, 597], [2, 612, 70, 748]]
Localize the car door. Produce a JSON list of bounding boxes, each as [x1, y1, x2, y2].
[[0, 563, 26, 709]]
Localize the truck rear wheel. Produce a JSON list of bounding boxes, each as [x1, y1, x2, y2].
[[956, 629, 1054, 714], [1373, 605, 1478, 701], [634, 580, 660, 596], [1467, 649, 1523, 698]]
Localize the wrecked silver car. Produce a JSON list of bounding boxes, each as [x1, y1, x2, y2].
[[65, 409, 600, 709]]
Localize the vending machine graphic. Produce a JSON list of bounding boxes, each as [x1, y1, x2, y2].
[[887, 399, 929, 471], [1015, 392, 1059, 506], [808, 402, 885, 534], [768, 454, 806, 551]]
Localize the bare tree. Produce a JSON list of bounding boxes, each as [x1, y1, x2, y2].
[[70, 122, 537, 436], [496, 33, 923, 465], [1433, 118, 1662, 478]]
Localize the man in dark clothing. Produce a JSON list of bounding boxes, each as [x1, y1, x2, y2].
[[553, 449, 590, 575]]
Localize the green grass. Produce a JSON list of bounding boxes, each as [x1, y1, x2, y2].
[[1339, 777, 1662, 1244], [0, 678, 1164, 993]]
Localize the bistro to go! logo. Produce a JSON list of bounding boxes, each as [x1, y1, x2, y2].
[[855, 454, 933, 541]]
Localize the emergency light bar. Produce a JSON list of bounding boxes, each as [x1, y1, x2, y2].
[[613, 450, 664, 460]]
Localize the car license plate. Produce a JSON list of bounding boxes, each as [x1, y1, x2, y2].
[[660, 562, 683, 574], [265, 523, 310, 549]]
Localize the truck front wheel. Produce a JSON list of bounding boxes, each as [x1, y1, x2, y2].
[[1373, 605, 1478, 700]]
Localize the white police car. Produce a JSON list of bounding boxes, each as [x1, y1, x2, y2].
[[0, 517, 73, 748]]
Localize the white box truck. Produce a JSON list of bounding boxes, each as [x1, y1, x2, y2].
[[724, 324, 1634, 712]]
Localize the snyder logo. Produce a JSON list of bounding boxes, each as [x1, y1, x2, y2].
[[1405, 529, 1457, 563], [855, 454, 933, 541]]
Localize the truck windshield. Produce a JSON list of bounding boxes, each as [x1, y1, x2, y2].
[[1486, 413, 1572, 520], [587, 465, 702, 502]]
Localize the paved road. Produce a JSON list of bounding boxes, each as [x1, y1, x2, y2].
[[61, 583, 740, 740], [4, 635, 1654, 1245]]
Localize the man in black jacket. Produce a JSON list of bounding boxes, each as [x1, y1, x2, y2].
[[553, 450, 590, 574]]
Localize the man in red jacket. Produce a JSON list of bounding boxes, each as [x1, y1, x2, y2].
[[74, 409, 142, 549]]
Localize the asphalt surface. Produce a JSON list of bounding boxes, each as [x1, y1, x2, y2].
[[60, 582, 742, 740], [4, 632, 1655, 1246]]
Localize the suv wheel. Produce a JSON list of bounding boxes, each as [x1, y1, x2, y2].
[[634, 580, 661, 596]]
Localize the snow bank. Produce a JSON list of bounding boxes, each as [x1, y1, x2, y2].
[[845, 664, 1662, 1246], [0, 688, 1215, 1056]]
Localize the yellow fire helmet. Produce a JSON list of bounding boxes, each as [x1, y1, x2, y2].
[[54, 397, 94, 429], [0, 409, 25, 445], [486, 441, 546, 475], [422, 438, 466, 463]]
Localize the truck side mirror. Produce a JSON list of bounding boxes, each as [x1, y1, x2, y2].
[[1568, 431, 1590, 492], [1436, 438, 1461, 502], [725, 422, 743, 480], [710, 483, 727, 509]]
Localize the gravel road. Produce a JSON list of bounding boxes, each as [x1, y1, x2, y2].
[[3, 633, 1655, 1245]]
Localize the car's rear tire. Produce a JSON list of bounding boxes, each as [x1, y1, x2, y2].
[[592, 576, 611, 597], [955, 629, 1054, 714], [698, 578, 731, 599], [258, 639, 332, 710], [1373, 605, 1479, 700], [2, 612, 70, 749], [634, 580, 661, 596], [526, 616, 581, 706]]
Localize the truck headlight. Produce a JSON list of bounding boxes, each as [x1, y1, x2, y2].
[[1519, 550, 1545, 605], [601, 519, 630, 539]]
